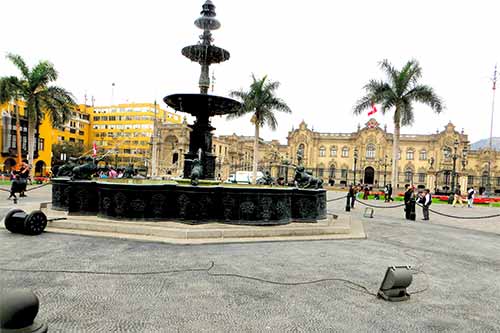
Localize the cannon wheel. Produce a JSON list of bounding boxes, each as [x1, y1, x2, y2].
[[23, 210, 47, 236], [4, 209, 25, 234]]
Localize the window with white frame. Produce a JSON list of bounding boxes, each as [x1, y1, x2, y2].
[[366, 144, 376, 159], [341, 147, 349, 157], [419, 150, 427, 160], [319, 146, 326, 157]]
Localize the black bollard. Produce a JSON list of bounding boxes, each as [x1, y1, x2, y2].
[[345, 195, 351, 212], [0, 289, 48, 333]]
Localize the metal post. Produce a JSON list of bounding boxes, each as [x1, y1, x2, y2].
[[487, 65, 497, 195], [448, 139, 459, 204], [353, 148, 358, 185]]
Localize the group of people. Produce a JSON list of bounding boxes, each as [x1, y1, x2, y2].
[[404, 184, 432, 221], [8, 161, 31, 200], [451, 186, 476, 208]]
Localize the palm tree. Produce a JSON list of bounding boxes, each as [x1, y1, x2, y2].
[[229, 74, 291, 184], [0, 53, 76, 176], [354, 59, 443, 189]]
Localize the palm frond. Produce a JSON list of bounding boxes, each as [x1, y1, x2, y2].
[[228, 74, 290, 130], [379, 59, 398, 84], [405, 85, 443, 113], [400, 98, 414, 126], [0, 76, 21, 103], [30, 60, 58, 90], [6, 53, 30, 79]]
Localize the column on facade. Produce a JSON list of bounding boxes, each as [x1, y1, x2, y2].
[[459, 173, 468, 192], [426, 170, 436, 192]]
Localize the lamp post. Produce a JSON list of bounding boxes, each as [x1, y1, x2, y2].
[[353, 147, 358, 185], [448, 139, 460, 204], [379, 155, 389, 187]]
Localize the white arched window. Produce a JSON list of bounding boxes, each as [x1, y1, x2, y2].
[[330, 146, 337, 157], [406, 149, 414, 160], [319, 146, 326, 157], [341, 147, 349, 157], [366, 144, 376, 159], [419, 150, 427, 160]]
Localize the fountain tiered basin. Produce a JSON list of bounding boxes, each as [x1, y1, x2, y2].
[[51, 178, 326, 225]]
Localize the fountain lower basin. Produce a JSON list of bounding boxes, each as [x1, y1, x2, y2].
[[51, 178, 326, 225]]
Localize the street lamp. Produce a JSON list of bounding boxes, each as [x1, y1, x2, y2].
[[353, 147, 359, 185], [461, 146, 468, 171], [448, 139, 460, 204], [379, 155, 389, 187]]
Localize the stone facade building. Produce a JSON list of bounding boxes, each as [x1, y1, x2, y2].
[[158, 118, 499, 192]]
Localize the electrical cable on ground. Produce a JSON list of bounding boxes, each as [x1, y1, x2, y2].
[[415, 202, 500, 219], [327, 195, 347, 202], [354, 198, 405, 209], [0, 261, 387, 297]]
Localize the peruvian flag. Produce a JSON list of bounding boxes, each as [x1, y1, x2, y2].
[[92, 142, 97, 157], [368, 101, 378, 116]]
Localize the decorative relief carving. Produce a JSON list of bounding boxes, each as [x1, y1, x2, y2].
[[114, 192, 127, 216], [151, 194, 166, 217]]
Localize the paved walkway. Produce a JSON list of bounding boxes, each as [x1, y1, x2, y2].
[[0, 187, 499, 332]]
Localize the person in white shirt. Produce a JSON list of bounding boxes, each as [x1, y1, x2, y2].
[[467, 187, 475, 208], [418, 189, 432, 220]]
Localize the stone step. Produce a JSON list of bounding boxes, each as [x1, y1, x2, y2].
[[47, 215, 351, 240]]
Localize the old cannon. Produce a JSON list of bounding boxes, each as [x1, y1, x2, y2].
[[3, 209, 65, 236]]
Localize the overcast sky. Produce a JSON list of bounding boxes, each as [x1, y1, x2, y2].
[[1, 0, 499, 144]]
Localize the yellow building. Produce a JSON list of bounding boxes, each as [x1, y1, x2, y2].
[[0, 100, 53, 176], [90, 103, 181, 169], [1, 101, 181, 176], [52, 104, 92, 149]]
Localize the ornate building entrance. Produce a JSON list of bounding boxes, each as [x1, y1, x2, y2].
[[364, 166, 375, 184]]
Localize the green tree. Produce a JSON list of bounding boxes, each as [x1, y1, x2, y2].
[[0, 53, 76, 176], [229, 74, 291, 183], [353, 59, 443, 188]]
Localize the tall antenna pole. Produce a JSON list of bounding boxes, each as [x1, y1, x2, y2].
[[489, 64, 497, 150], [111, 82, 116, 106], [487, 64, 497, 194]]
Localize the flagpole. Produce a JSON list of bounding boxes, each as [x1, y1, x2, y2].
[[487, 64, 497, 194]]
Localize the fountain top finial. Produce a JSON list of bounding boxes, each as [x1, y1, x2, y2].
[[195, 0, 221, 31]]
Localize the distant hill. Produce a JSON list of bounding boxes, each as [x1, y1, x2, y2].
[[470, 137, 500, 151]]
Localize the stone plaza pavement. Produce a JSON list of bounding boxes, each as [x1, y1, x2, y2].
[[0, 185, 499, 332]]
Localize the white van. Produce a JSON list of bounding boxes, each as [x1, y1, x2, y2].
[[226, 171, 264, 184]]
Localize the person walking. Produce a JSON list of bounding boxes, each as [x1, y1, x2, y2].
[[404, 184, 413, 220], [348, 184, 356, 209], [384, 184, 389, 202], [18, 161, 30, 197], [419, 189, 432, 221], [362, 185, 369, 200], [467, 187, 475, 208], [387, 184, 394, 202], [452, 185, 464, 207], [8, 169, 19, 200]]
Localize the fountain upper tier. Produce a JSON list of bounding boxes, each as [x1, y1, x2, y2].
[[182, 44, 230, 64], [163, 94, 240, 118]]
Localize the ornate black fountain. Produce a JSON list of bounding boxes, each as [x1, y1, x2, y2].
[[51, 0, 326, 225], [164, 0, 240, 180]]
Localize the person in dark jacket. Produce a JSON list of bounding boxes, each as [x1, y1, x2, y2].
[[348, 184, 356, 208], [404, 184, 412, 220]]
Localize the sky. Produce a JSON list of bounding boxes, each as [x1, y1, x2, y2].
[[1, 0, 499, 144]]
